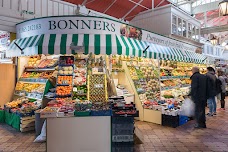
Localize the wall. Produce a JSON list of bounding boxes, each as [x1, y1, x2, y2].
[[131, 4, 202, 49], [130, 6, 172, 36], [0, 64, 15, 107], [0, 0, 78, 32]]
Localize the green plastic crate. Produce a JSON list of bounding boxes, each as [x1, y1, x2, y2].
[[74, 111, 90, 117]]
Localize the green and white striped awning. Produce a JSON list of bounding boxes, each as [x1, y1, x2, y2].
[[6, 34, 206, 64], [6, 34, 119, 57], [116, 35, 186, 62], [185, 51, 207, 64]]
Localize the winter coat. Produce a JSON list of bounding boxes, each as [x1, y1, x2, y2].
[[190, 72, 207, 102], [206, 71, 217, 97], [219, 76, 226, 93]]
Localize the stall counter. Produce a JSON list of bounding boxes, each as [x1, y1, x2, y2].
[[47, 116, 111, 152]]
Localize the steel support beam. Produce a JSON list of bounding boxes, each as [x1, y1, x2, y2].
[[123, 0, 144, 19], [103, 0, 117, 13], [156, 0, 166, 8], [201, 24, 228, 34], [152, 0, 154, 10]]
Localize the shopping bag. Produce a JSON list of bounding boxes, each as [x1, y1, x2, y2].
[[180, 98, 195, 117], [34, 120, 46, 143]]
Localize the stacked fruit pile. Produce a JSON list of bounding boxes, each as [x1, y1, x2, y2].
[[58, 66, 73, 75], [56, 86, 72, 96], [57, 76, 72, 85], [26, 56, 41, 68]]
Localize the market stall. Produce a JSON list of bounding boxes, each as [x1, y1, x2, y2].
[[4, 16, 211, 151]]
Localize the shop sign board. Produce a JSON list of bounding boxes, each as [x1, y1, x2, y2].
[[0, 32, 10, 51], [16, 16, 197, 52]]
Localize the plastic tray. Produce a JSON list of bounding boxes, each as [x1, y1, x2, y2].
[[16, 111, 35, 117], [112, 117, 134, 124]]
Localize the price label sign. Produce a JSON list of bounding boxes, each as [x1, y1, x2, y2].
[[94, 84, 103, 88], [73, 87, 77, 92]]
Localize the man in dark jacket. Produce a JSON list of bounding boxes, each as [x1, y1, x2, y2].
[[190, 67, 207, 128], [206, 67, 217, 116]]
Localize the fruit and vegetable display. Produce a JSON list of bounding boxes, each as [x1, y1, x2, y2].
[[128, 66, 138, 80], [56, 86, 72, 96], [110, 96, 139, 117], [26, 56, 41, 68], [58, 66, 73, 75], [15, 82, 45, 93], [73, 67, 87, 86], [57, 76, 72, 85], [59, 56, 74, 65], [21, 71, 53, 79], [73, 85, 87, 100], [4, 97, 41, 117]]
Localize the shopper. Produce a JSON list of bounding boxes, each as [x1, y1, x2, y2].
[[217, 70, 226, 110], [206, 67, 217, 116], [190, 67, 207, 128]]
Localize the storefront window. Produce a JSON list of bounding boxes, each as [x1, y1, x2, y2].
[[178, 18, 182, 36], [172, 15, 177, 34], [192, 25, 195, 40], [183, 20, 187, 37], [188, 23, 192, 39]]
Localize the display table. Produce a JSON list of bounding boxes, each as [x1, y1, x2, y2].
[[47, 116, 111, 152]]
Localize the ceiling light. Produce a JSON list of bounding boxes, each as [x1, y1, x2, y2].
[[210, 36, 218, 45], [219, 0, 228, 16]]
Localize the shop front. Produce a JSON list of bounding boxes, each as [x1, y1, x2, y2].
[[4, 15, 210, 152]]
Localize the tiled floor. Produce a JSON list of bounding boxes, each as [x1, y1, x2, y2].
[[1, 104, 228, 152]]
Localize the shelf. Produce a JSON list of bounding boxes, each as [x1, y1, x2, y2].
[[59, 64, 74, 67], [160, 76, 190, 80], [74, 93, 87, 96], [19, 80, 47, 84], [161, 85, 190, 91], [58, 74, 73, 76], [25, 68, 55, 72], [56, 84, 71, 86]]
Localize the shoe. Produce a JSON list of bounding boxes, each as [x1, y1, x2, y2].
[[218, 108, 223, 111], [194, 124, 207, 128], [207, 113, 213, 116], [213, 112, 217, 115]]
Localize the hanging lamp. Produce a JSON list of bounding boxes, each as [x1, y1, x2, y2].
[[219, 0, 228, 16]]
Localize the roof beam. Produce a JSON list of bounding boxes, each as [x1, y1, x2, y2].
[[103, 0, 117, 13], [156, 0, 166, 8], [122, 0, 144, 19], [201, 24, 228, 34], [128, 0, 150, 10]]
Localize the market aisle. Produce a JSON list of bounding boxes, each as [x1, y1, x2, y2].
[[0, 106, 228, 152], [135, 105, 228, 152]]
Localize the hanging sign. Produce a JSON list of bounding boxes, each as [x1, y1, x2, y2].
[[16, 16, 197, 52]]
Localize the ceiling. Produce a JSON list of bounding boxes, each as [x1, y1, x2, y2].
[[64, 0, 170, 20], [195, 10, 228, 28]]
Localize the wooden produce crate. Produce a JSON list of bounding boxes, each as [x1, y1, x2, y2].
[[20, 116, 35, 132]]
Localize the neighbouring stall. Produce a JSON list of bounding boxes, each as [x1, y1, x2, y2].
[[3, 15, 211, 152]]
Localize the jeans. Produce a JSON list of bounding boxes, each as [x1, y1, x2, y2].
[[207, 96, 216, 114]]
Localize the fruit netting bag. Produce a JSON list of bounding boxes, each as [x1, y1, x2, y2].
[[34, 120, 46, 143], [180, 98, 195, 117]]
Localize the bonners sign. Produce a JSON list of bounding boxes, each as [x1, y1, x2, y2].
[[16, 16, 118, 38]]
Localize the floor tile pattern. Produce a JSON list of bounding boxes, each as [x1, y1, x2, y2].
[[0, 103, 228, 151]]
